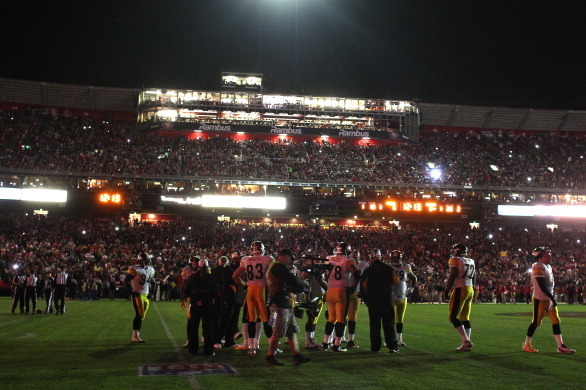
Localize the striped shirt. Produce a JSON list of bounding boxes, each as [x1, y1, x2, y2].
[[55, 271, 68, 285], [13, 275, 26, 287], [25, 275, 38, 287]]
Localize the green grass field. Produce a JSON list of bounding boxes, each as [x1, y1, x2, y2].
[[1, 297, 585, 389]]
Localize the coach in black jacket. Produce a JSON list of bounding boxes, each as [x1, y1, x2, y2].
[[360, 252, 399, 353]]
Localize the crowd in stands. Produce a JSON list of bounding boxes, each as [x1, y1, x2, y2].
[[2, 110, 586, 190], [2, 213, 585, 306]]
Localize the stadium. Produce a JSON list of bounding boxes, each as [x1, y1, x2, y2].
[[1, 71, 585, 388]]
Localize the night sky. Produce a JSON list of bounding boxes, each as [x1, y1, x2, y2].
[[2, 0, 584, 109]]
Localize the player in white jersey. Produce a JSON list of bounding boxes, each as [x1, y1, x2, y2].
[[125, 252, 154, 343], [390, 250, 417, 346], [445, 244, 475, 352], [322, 242, 360, 352], [522, 247, 575, 354], [232, 241, 275, 355]]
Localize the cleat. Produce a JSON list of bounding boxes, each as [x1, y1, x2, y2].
[[131, 338, 146, 344], [372, 350, 381, 354], [235, 344, 249, 350], [522, 344, 538, 353], [321, 343, 330, 351], [389, 349, 399, 353], [293, 354, 311, 366], [275, 348, 283, 354], [331, 345, 347, 352], [347, 340, 359, 349], [456, 340, 473, 352], [265, 356, 284, 366], [248, 348, 258, 356], [557, 344, 575, 354], [213, 343, 222, 349], [224, 343, 242, 349], [398, 341, 407, 347]]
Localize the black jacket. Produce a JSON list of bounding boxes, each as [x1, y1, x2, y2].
[[360, 260, 395, 306]]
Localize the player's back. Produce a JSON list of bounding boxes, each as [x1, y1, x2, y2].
[[326, 254, 355, 288], [242, 254, 273, 286]]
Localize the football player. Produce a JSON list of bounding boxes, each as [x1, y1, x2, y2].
[[390, 250, 417, 346], [232, 241, 275, 355], [522, 247, 575, 354], [344, 249, 369, 349], [322, 242, 360, 352], [444, 244, 475, 352], [125, 252, 154, 343]]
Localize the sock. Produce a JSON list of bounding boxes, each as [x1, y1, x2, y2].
[[242, 323, 249, 347], [254, 322, 262, 349], [455, 325, 468, 342], [462, 321, 471, 339], [397, 333, 403, 343], [525, 336, 532, 346], [554, 334, 563, 347]]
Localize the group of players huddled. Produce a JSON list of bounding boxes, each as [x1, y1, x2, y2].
[[123, 239, 575, 367]]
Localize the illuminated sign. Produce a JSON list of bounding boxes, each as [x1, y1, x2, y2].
[[160, 195, 286, 210], [360, 200, 462, 214], [498, 205, 586, 218], [99, 193, 122, 204], [0, 188, 67, 203]]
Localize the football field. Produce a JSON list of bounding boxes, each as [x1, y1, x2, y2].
[[1, 297, 585, 389]]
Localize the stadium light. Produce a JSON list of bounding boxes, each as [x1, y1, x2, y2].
[[429, 168, 442, 181]]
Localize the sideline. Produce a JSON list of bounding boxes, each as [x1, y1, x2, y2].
[[153, 302, 202, 390]]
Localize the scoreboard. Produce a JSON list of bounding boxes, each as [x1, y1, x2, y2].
[[360, 200, 462, 215]]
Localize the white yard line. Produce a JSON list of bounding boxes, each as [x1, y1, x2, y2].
[[153, 302, 202, 390]]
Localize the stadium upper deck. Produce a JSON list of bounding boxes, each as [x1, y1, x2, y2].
[[2, 76, 586, 223]]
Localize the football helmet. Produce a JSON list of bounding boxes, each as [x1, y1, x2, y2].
[[390, 250, 403, 264], [137, 252, 152, 265], [335, 242, 351, 255], [251, 241, 265, 254], [532, 246, 549, 260], [451, 244, 467, 256]]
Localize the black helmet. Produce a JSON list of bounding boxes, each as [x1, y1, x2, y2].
[[335, 242, 351, 255], [451, 244, 467, 256], [251, 241, 265, 254], [390, 250, 403, 264], [532, 246, 549, 260]]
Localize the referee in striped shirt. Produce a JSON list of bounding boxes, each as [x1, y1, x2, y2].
[[11, 268, 26, 314], [54, 266, 69, 315]]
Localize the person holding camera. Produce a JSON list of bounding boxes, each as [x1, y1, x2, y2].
[[182, 257, 217, 356], [265, 249, 311, 366]]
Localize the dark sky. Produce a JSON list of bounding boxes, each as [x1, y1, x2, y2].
[[2, 0, 584, 109]]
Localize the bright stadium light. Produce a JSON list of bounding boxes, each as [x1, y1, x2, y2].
[[429, 168, 442, 181]]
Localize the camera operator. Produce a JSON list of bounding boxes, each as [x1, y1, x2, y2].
[[265, 249, 311, 366], [299, 256, 327, 349]]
